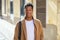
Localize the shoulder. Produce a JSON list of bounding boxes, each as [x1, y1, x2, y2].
[[16, 21, 21, 26], [34, 19, 43, 27], [34, 19, 41, 23]]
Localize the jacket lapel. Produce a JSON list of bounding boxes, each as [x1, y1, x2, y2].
[[22, 18, 37, 40], [22, 19, 27, 40], [34, 19, 38, 40]]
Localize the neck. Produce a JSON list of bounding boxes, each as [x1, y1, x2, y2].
[[25, 17, 33, 21]]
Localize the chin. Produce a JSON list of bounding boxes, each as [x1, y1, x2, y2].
[[27, 16, 31, 18], [26, 15, 32, 18]]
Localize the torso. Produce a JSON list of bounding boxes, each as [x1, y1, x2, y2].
[[25, 20, 34, 40]]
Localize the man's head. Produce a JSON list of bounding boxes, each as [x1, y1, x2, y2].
[[24, 3, 33, 18]]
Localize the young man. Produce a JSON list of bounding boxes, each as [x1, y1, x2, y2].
[[14, 3, 44, 40]]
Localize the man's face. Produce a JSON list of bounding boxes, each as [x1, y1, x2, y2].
[[25, 6, 33, 18]]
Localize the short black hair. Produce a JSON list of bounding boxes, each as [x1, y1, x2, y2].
[[24, 3, 33, 9]]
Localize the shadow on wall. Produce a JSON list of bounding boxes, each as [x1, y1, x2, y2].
[[44, 24, 57, 40]]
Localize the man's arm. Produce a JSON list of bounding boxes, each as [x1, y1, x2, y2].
[[39, 20, 44, 40], [14, 23, 19, 40], [40, 28, 44, 40]]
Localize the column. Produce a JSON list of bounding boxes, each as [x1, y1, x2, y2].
[[33, 0, 36, 19], [57, 0, 60, 40], [13, 0, 20, 24], [6, 0, 10, 17], [2, 0, 7, 16]]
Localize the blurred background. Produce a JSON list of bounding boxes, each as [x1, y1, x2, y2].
[[0, 0, 60, 40]]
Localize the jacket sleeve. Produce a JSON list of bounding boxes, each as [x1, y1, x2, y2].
[[39, 21, 44, 40], [14, 23, 19, 40]]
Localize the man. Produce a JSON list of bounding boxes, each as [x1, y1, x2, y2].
[[14, 3, 44, 40]]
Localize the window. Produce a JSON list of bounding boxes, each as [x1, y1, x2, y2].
[[4, 0, 6, 14], [10, 0, 13, 14], [0, 0, 2, 15], [20, 0, 25, 16]]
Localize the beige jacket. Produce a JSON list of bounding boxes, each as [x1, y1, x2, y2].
[[14, 18, 44, 40]]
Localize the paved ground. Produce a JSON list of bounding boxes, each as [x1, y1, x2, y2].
[[0, 18, 15, 40], [44, 24, 57, 40]]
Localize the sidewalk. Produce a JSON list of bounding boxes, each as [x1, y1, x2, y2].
[[0, 18, 15, 40]]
